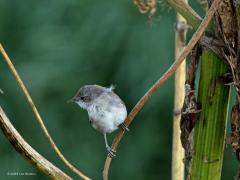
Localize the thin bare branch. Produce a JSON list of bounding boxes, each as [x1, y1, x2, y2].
[[168, 0, 202, 20], [103, 0, 221, 178], [167, 0, 203, 29], [0, 44, 91, 180], [0, 106, 71, 179]]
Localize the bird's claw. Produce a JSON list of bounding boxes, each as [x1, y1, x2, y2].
[[107, 146, 116, 158], [119, 123, 130, 131]]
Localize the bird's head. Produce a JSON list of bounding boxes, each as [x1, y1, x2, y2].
[[69, 85, 106, 110]]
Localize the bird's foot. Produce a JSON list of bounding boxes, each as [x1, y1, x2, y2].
[[119, 123, 130, 131], [106, 146, 116, 158]]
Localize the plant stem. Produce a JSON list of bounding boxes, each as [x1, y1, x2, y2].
[[167, 0, 202, 29], [171, 13, 186, 180], [190, 49, 230, 179]]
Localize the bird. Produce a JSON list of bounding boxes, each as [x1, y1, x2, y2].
[[69, 85, 128, 157]]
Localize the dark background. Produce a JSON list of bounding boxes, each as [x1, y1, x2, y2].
[[0, 0, 237, 179]]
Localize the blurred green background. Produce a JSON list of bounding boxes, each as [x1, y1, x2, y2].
[[0, 0, 238, 179]]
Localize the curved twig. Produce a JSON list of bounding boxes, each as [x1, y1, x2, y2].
[[0, 106, 71, 179], [103, 0, 221, 179], [0, 44, 91, 180], [167, 0, 203, 29]]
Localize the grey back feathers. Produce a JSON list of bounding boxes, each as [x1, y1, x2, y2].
[[72, 84, 126, 113], [97, 92, 125, 111]]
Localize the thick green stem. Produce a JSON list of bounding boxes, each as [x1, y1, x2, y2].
[[190, 49, 230, 179]]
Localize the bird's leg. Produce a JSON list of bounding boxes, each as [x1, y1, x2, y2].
[[119, 122, 130, 131], [104, 133, 116, 157]]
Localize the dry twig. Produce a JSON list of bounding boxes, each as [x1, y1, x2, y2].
[[0, 44, 91, 180], [103, 0, 221, 179], [167, 0, 202, 20], [0, 106, 71, 179]]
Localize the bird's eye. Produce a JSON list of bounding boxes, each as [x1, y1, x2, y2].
[[80, 96, 90, 102]]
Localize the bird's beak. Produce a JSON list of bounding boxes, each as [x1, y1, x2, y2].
[[67, 98, 76, 103]]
